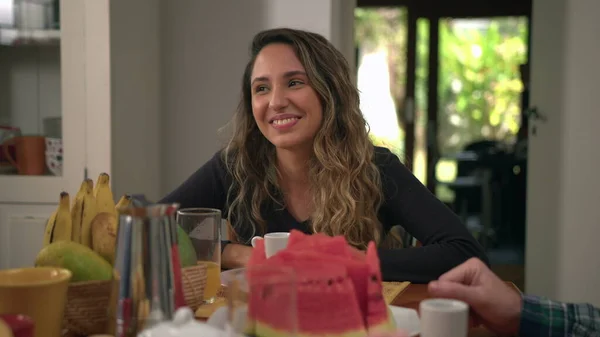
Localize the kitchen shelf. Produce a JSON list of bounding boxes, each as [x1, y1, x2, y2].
[[0, 28, 60, 46]]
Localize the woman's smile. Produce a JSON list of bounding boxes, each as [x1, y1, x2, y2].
[[270, 115, 302, 130]]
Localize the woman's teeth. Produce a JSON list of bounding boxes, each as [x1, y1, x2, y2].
[[273, 117, 298, 125]]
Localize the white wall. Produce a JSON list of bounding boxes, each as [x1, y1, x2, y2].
[[159, 0, 264, 196], [265, 0, 356, 74], [159, 0, 356, 196], [526, 0, 600, 305], [109, 0, 161, 201]]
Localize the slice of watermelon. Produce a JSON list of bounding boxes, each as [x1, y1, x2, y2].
[[364, 242, 393, 331], [245, 230, 396, 337], [270, 248, 371, 318], [247, 257, 366, 336], [285, 229, 312, 248]]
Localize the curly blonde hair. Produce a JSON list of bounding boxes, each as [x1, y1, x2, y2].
[[222, 28, 384, 249]]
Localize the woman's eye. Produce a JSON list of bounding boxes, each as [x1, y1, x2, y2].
[[289, 80, 303, 87], [255, 85, 268, 93]]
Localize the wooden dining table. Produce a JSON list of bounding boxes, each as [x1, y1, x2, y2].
[[391, 282, 520, 337], [67, 282, 519, 337]]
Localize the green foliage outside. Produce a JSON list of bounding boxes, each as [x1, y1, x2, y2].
[[355, 8, 528, 200], [437, 18, 527, 155]]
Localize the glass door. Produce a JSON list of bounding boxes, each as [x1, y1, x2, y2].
[[354, 5, 429, 184], [356, 0, 532, 289], [355, 5, 430, 248], [433, 17, 529, 203], [0, 0, 62, 176], [426, 14, 530, 290], [354, 7, 409, 165], [0, 0, 87, 203]]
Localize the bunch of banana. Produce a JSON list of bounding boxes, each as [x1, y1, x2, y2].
[[116, 194, 132, 211], [90, 172, 132, 264], [70, 178, 97, 247], [43, 192, 72, 246], [95, 173, 117, 216], [41, 173, 132, 265]]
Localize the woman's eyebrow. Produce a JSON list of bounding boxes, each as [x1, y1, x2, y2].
[[251, 70, 307, 85]]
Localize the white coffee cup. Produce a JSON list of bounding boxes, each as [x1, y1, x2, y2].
[[419, 298, 469, 337], [251, 232, 290, 258]]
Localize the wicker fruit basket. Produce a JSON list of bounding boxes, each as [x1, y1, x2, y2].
[[63, 265, 207, 336], [181, 264, 207, 310]]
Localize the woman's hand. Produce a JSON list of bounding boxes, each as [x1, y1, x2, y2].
[[221, 243, 253, 269]]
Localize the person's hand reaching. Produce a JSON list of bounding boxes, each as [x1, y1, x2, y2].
[[427, 258, 523, 336]]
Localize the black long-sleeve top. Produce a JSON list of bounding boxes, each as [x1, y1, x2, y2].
[[159, 146, 489, 283]]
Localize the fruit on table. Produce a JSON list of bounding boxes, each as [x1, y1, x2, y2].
[[115, 194, 132, 211], [39, 173, 129, 271], [35, 241, 112, 282], [246, 230, 396, 337], [94, 173, 116, 216], [70, 179, 97, 246], [91, 212, 118, 265], [177, 226, 197, 268], [43, 192, 73, 246]]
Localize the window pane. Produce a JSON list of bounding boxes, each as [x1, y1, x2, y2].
[[436, 17, 528, 202]]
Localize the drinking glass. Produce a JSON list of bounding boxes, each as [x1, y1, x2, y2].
[[225, 266, 297, 337], [177, 208, 221, 304]]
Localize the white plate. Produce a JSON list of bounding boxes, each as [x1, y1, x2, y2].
[[207, 304, 420, 337]]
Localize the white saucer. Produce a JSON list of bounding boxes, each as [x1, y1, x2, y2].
[[206, 304, 420, 337]]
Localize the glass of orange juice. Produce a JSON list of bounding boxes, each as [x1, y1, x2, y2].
[[177, 208, 221, 304]]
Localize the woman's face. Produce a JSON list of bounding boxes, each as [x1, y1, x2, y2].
[[250, 43, 323, 151]]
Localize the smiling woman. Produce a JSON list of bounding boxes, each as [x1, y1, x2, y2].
[[250, 44, 323, 152], [159, 27, 488, 283]]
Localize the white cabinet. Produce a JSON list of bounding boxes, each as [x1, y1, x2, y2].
[[0, 203, 56, 269], [1, 0, 110, 270], [0, 0, 161, 270], [0, 0, 90, 204], [1, 0, 162, 204]]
